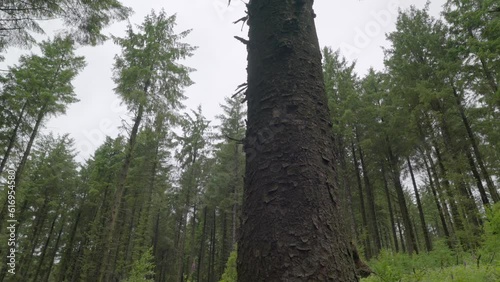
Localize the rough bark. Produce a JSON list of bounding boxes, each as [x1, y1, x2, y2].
[[238, 0, 358, 280]]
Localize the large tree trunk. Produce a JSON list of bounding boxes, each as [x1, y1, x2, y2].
[[238, 1, 358, 281]]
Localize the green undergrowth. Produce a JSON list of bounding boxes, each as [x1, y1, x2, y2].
[[362, 203, 500, 282], [220, 248, 237, 282], [361, 247, 500, 282]]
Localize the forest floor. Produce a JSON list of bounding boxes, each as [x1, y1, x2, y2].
[[361, 243, 500, 282]]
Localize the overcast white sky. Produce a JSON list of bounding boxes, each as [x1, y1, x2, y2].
[[1, 0, 446, 163]]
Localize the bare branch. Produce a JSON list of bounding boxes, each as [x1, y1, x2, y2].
[[234, 35, 249, 45]]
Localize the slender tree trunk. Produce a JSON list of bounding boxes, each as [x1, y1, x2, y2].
[[432, 160, 456, 240], [152, 213, 161, 254], [451, 81, 499, 202], [396, 217, 406, 253], [69, 242, 85, 282], [220, 212, 228, 276], [14, 103, 47, 188], [136, 124, 161, 253], [339, 138, 357, 240], [478, 56, 498, 96], [381, 164, 399, 252], [231, 142, 240, 248], [0, 100, 28, 175], [465, 149, 490, 206], [58, 210, 82, 282], [21, 198, 49, 277], [209, 209, 216, 282], [433, 144, 463, 232], [177, 163, 198, 282], [456, 169, 482, 229], [187, 205, 198, 280], [102, 95, 146, 281], [387, 143, 418, 255], [357, 137, 381, 256], [421, 152, 451, 247], [124, 195, 141, 271], [437, 115, 483, 234], [44, 218, 65, 282], [110, 220, 126, 281], [466, 28, 498, 98], [411, 218, 421, 252], [196, 206, 208, 282], [176, 142, 200, 282], [407, 156, 432, 252], [0, 102, 45, 260], [352, 142, 371, 259], [239, 1, 358, 280], [88, 182, 112, 281], [32, 212, 60, 281]]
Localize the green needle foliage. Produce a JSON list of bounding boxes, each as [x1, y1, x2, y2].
[[0, 0, 132, 53]]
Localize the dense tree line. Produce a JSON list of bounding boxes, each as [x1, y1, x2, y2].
[[324, 1, 499, 261], [0, 7, 248, 281], [0, 0, 498, 281]]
